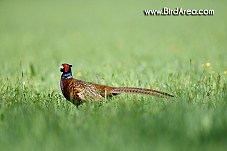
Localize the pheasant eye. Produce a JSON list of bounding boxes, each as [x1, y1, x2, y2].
[[61, 64, 68, 72]]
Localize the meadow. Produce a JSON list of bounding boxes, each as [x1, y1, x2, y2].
[[0, 0, 227, 151]]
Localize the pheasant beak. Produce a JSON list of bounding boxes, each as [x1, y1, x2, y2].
[[60, 65, 64, 72]]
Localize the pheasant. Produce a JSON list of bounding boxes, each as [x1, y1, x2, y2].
[[60, 63, 174, 106]]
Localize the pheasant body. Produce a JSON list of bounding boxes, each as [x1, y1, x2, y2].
[[60, 63, 174, 106]]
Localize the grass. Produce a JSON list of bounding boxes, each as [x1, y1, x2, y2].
[[0, 0, 227, 151]]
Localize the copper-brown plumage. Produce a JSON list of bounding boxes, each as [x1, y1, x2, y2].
[[60, 63, 174, 106]]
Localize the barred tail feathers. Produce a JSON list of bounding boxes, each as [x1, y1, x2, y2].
[[111, 87, 174, 97]]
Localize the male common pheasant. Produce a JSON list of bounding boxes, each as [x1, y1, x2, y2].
[[60, 63, 174, 106]]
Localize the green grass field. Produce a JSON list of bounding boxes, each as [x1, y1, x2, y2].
[[0, 0, 227, 151]]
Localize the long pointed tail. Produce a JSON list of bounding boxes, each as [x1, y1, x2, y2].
[[110, 87, 174, 97]]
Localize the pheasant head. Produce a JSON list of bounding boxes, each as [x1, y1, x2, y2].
[[60, 63, 73, 79]]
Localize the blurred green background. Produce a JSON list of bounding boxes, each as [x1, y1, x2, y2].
[[0, 0, 227, 151]]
